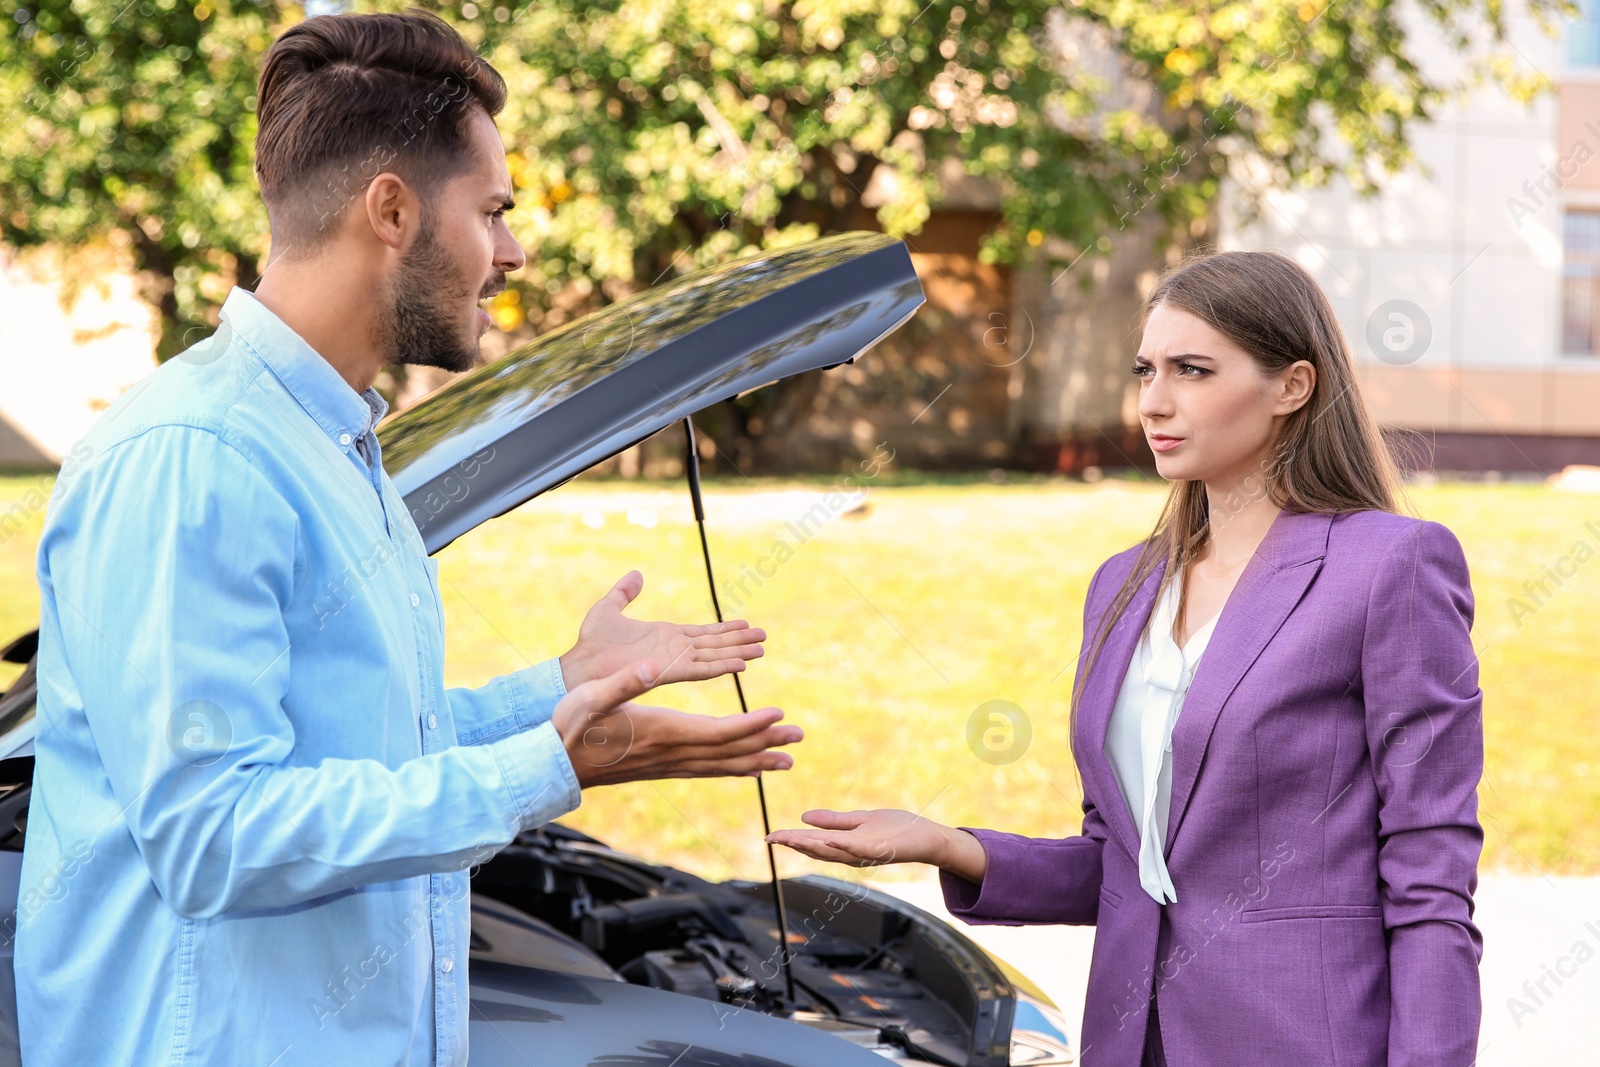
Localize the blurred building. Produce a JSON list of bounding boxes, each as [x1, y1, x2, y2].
[[1015, 2, 1600, 476], [0, 247, 156, 469]]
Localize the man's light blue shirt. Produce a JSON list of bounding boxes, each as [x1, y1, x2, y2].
[[16, 287, 582, 1065]]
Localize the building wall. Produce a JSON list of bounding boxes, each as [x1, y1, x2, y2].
[[1216, 2, 1600, 472], [0, 247, 157, 469], [1013, 3, 1600, 476], [730, 206, 1020, 472]]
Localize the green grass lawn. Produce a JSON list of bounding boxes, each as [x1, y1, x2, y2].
[[2, 471, 1595, 877]]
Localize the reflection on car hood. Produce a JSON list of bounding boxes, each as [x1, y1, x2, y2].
[[467, 961, 893, 1067], [379, 231, 924, 554]]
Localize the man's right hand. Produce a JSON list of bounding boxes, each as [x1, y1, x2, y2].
[[551, 660, 802, 788]]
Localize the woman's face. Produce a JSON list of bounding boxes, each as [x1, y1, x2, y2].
[[1134, 303, 1315, 491]]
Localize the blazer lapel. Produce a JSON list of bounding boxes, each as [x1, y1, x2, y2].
[[1077, 553, 1168, 865], [1162, 509, 1332, 855], [1075, 509, 1334, 867]]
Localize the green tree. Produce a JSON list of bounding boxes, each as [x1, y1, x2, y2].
[[0, 0, 279, 359], [464, 0, 1561, 464], [0, 0, 1566, 413]]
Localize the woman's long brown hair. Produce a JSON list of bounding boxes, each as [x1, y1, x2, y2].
[[1067, 248, 1416, 751]]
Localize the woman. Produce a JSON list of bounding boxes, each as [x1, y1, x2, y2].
[[767, 250, 1484, 1067]]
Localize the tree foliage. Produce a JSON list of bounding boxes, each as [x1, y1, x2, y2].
[[1, 0, 275, 357], [0, 0, 1564, 366]]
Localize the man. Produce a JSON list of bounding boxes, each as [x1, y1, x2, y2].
[[14, 11, 801, 1065]]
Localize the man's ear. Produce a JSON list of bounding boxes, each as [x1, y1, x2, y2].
[[363, 173, 419, 253]]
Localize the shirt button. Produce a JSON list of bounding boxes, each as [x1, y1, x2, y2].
[[409, 593, 420, 607], [338, 432, 352, 447], [441, 958, 454, 974], [427, 714, 438, 730]]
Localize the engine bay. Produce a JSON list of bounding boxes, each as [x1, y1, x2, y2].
[[471, 824, 1016, 1065]]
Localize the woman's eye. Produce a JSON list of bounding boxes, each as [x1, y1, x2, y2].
[[1131, 362, 1206, 378]]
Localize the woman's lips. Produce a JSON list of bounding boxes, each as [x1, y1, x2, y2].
[[1150, 436, 1183, 453]]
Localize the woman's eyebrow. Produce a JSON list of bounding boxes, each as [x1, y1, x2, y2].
[[1134, 352, 1217, 363]]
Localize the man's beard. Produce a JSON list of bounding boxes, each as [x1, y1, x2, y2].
[[379, 218, 495, 374]]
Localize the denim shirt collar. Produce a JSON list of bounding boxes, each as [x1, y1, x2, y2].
[[220, 286, 391, 454]]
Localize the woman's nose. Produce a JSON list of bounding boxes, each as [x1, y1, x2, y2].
[[1138, 371, 1173, 419]]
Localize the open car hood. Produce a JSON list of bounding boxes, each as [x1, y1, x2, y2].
[[0, 233, 1080, 1064], [380, 231, 925, 554]]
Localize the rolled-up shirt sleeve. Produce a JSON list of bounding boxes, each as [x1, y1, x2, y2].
[[41, 425, 581, 921], [450, 656, 568, 746]]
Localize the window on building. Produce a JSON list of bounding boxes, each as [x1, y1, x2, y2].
[[1564, 209, 1600, 354], [1572, 0, 1600, 67]]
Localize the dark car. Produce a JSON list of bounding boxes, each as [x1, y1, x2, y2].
[[0, 232, 1074, 1066]]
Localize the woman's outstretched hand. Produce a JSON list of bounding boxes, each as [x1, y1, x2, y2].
[[766, 809, 988, 884]]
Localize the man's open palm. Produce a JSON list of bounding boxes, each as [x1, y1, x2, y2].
[[563, 570, 765, 688], [551, 660, 802, 788]]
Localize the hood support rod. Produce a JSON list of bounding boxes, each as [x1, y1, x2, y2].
[[681, 417, 797, 1005]]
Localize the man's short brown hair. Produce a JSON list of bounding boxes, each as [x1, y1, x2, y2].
[[255, 9, 506, 256]]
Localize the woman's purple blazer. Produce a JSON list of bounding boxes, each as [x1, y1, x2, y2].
[[940, 508, 1484, 1066]]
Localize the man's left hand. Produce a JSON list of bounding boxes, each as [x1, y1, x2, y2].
[[559, 570, 765, 689]]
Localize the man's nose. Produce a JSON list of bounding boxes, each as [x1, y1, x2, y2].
[[495, 228, 526, 275]]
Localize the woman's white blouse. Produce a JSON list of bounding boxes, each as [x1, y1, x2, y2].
[[1101, 576, 1221, 905]]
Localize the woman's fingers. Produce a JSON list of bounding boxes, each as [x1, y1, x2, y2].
[[766, 830, 885, 867], [770, 810, 937, 867], [781, 838, 871, 866], [679, 619, 739, 638], [800, 809, 871, 830]]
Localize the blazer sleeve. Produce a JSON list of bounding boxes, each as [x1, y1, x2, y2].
[[937, 557, 1115, 926], [1362, 520, 1485, 1067]]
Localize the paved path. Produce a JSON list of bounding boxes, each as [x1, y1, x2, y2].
[[871, 870, 1600, 1065]]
